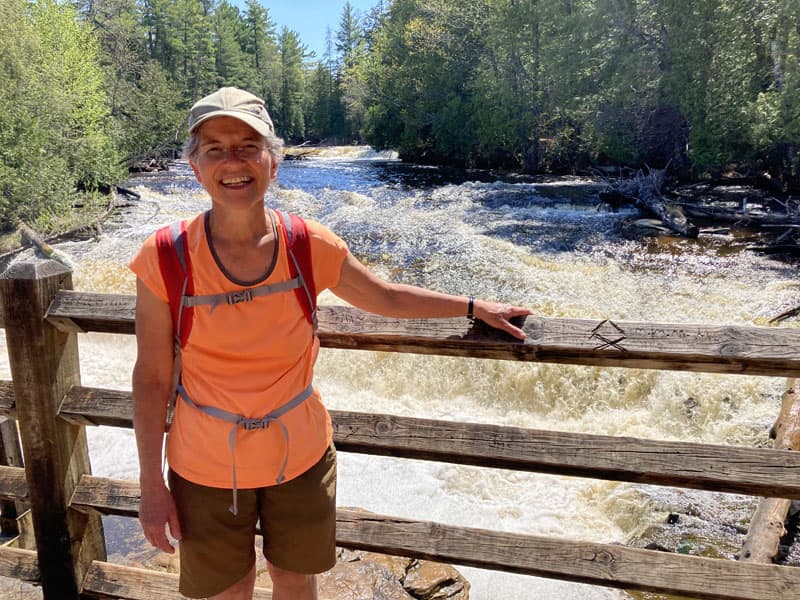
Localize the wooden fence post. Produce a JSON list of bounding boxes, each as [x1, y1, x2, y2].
[[0, 260, 106, 598]]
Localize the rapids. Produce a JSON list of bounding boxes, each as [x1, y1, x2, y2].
[[2, 147, 799, 599]]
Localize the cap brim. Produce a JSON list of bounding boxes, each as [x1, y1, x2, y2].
[[189, 110, 273, 137]]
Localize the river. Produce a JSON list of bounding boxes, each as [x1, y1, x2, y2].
[[2, 146, 799, 599]]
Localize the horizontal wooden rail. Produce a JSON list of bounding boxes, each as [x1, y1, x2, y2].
[[45, 290, 800, 376], [61, 474, 800, 600], [0, 287, 795, 599], [0, 465, 28, 501], [82, 561, 185, 600], [82, 561, 273, 600], [0, 549, 273, 599], [0, 546, 39, 582], [0, 383, 795, 499], [335, 510, 800, 600]]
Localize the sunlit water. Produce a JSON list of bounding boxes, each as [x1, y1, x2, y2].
[[2, 147, 799, 599]]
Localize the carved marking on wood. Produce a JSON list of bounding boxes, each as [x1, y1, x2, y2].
[[589, 320, 628, 352]]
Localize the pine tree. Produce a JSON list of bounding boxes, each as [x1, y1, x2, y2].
[[277, 27, 307, 141]]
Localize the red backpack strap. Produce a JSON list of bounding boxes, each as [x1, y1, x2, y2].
[[276, 210, 317, 328], [155, 220, 194, 348]]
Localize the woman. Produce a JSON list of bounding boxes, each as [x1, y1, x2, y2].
[[130, 86, 531, 600]]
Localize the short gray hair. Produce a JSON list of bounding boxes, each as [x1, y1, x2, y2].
[[182, 127, 285, 164]]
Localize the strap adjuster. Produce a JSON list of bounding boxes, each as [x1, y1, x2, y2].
[[227, 290, 254, 304], [241, 417, 269, 431]]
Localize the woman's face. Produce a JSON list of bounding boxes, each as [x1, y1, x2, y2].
[[189, 116, 278, 211]]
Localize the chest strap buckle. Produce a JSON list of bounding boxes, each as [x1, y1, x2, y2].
[[227, 290, 254, 304]]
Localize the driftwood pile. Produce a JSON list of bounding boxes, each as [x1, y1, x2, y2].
[[600, 166, 698, 237], [599, 168, 800, 253]]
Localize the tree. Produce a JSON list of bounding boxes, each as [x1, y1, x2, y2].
[[0, 0, 123, 232], [74, 0, 146, 117], [749, 0, 800, 185], [242, 0, 280, 102], [336, 1, 362, 70], [167, 0, 216, 99], [305, 62, 334, 141], [118, 60, 185, 165], [213, 0, 249, 88], [361, 0, 485, 165], [277, 27, 307, 141], [475, 0, 543, 172]]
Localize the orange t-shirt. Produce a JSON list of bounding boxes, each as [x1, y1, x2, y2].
[[129, 209, 348, 488]]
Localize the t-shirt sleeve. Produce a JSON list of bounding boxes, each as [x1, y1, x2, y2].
[[128, 232, 169, 303], [306, 220, 349, 292]]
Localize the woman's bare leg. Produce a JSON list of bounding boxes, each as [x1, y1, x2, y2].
[[267, 562, 317, 600]]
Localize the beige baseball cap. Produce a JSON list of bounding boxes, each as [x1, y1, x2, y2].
[[188, 87, 275, 136]]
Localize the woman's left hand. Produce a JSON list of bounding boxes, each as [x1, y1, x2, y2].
[[473, 300, 533, 340]]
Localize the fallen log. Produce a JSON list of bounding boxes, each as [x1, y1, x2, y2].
[[16, 222, 77, 270], [608, 167, 698, 237], [738, 380, 800, 563], [681, 204, 800, 227]]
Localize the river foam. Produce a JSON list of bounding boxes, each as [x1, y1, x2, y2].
[[1, 148, 797, 599]]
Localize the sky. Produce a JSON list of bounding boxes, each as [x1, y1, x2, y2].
[[256, 1, 380, 59]]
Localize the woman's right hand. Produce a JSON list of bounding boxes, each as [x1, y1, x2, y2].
[[139, 480, 181, 554]]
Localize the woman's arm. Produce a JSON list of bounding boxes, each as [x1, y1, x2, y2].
[[131, 278, 181, 553], [331, 252, 532, 339]]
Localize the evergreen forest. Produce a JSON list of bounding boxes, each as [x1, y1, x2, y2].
[[2, 0, 800, 232]]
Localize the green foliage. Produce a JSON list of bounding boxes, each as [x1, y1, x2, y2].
[[351, 0, 800, 183], [277, 27, 307, 141], [118, 60, 185, 164], [0, 0, 124, 233], [6, 0, 800, 230], [213, 1, 250, 88]]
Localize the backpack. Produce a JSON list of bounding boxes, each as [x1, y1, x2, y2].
[[155, 209, 318, 350], [154, 209, 318, 431]]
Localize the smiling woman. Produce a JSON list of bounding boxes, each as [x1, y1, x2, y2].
[[189, 117, 278, 214], [128, 85, 531, 600]]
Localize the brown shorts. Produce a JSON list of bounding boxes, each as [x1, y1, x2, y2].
[[168, 443, 337, 598]]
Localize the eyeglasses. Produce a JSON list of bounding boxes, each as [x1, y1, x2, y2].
[[198, 144, 265, 162]]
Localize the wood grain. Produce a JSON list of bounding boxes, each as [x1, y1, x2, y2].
[[43, 291, 800, 376]]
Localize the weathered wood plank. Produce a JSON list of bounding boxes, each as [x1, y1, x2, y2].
[[45, 291, 800, 376], [69, 475, 139, 518], [10, 510, 36, 551], [0, 466, 28, 502], [59, 387, 800, 498], [319, 307, 800, 375], [45, 291, 135, 335], [0, 381, 15, 417], [60, 386, 133, 429], [0, 417, 24, 536], [0, 261, 106, 600], [0, 546, 39, 582], [68, 478, 800, 600], [331, 411, 800, 498], [81, 561, 273, 600], [334, 508, 800, 600]]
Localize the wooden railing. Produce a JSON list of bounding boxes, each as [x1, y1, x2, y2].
[[1, 258, 799, 599]]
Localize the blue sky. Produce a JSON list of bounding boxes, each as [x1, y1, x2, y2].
[[257, 1, 380, 59]]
